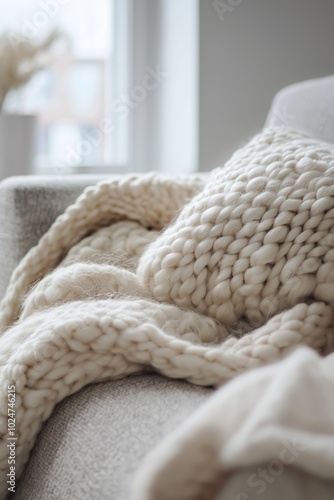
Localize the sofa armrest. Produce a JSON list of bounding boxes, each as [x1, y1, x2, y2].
[[0, 174, 109, 300], [265, 75, 334, 145]]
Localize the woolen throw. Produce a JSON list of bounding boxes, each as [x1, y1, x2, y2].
[[0, 127, 333, 499]]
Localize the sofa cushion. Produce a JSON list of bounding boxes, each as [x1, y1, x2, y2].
[[14, 374, 211, 500], [0, 175, 107, 301]]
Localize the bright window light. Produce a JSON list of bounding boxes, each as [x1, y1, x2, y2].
[[0, 0, 129, 173]]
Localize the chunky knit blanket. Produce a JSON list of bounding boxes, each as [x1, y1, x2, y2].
[[0, 127, 333, 499]]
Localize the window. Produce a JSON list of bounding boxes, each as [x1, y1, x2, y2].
[[0, 0, 130, 174], [0, 0, 199, 175]]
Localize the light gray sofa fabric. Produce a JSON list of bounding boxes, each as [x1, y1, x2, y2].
[[14, 374, 212, 500], [0, 175, 107, 300]]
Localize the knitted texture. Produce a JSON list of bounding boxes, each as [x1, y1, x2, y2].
[[137, 129, 334, 326], [0, 173, 204, 332], [0, 128, 333, 499]]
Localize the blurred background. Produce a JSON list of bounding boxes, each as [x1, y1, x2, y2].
[[0, 0, 333, 179]]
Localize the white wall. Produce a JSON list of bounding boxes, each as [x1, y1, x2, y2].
[[199, 0, 334, 171]]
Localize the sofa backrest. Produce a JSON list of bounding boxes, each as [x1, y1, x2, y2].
[[265, 75, 334, 145]]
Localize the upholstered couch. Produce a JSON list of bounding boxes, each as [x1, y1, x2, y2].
[[1, 75, 333, 499]]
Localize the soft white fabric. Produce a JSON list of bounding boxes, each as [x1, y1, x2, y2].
[[131, 347, 334, 500], [265, 75, 334, 145], [0, 127, 333, 499], [215, 466, 334, 500]]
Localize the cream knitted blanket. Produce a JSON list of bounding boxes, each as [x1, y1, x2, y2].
[[0, 127, 333, 499]]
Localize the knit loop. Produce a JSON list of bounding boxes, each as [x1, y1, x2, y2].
[[0, 127, 333, 499]]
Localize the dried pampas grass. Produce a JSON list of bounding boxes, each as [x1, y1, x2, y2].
[[0, 30, 61, 110]]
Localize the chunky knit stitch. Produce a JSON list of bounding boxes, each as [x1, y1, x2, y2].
[[138, 128, 334, 326], [0, 173, 204, 332], [0, 128, 333, 499]]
